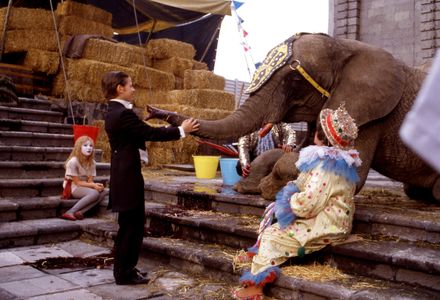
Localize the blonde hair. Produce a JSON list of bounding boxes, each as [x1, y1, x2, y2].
[[65, 135, 96, 173]]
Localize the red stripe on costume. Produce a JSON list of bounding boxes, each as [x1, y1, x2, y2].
[[326, 114, 349, 147]]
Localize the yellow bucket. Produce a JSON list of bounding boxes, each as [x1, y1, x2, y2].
[[193, 155, 220, 179]]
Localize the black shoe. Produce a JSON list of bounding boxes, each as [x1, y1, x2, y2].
[[115, 273, 149, 285]]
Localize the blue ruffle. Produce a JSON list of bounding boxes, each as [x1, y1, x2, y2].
[[239, 266, 281, 286], [247, 244, 259, 255], [298, 157, 360, 183], [274, 182, 299, 229]]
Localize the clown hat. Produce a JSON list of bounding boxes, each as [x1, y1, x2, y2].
[[319, 104, 358, 149]]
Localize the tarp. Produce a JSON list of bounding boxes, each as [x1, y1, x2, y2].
[[88, 0, 231, 34], [3, 0, 232, 70], [86, 0, 231, 69]]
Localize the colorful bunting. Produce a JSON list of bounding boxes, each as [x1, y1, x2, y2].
[[232, 1, 244, 10]]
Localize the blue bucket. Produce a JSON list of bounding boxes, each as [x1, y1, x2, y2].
[[220, 158, 241, 185]]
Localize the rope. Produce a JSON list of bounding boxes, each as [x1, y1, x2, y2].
[[49, 0, 75, 125], [132, 0, 152, 93], [0, 0, 13, 61], [199, 15, 223, 63]]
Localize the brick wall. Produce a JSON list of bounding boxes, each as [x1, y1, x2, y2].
[[330, 0, 440, 67]]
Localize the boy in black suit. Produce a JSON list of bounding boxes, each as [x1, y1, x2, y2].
[[102, 71, 199, 285]]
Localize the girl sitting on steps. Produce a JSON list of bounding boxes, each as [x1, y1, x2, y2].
[[61, 135, 108, 221]]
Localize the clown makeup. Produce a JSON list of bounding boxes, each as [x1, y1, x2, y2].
[[81, 140, 94, 156]]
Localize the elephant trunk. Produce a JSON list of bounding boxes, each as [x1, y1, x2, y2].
[[195, 95, 270, 140]]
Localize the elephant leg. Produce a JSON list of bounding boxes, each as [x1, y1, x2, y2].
[[234, 149, 284, 194], [259, 151, 300, 200], [354, 123, 382, 194], [433, 177, 440, 202], [404, 176, 440, 202]]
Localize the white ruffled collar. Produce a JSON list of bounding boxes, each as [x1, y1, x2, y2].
[[295, 145, 362, 169]]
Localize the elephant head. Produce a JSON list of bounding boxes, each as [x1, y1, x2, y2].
[[148, 33, 440, 200]]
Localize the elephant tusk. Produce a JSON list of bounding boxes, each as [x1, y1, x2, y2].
[[259, 123, 273, 138]]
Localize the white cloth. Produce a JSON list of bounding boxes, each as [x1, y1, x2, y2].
[[110, 98, 133, 109], [400, 52, 440, 173]]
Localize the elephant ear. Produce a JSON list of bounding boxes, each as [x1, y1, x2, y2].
[[327, 46, 406, 126]]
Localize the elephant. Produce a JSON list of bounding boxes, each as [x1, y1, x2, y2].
[[234, 149, 300, 200], [234, 149, 285, 195], [146, 33, 440, 201]]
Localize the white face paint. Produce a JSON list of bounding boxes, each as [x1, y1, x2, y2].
[[81, 141, 94, 156]]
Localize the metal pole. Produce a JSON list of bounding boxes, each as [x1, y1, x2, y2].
[[0, 0, 14, 62]]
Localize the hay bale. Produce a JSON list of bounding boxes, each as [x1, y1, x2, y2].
[[135, 89, 235, 111], [52, 75, 106, 103], [184, 70, 225, 90], [192, 60, 208, 70], [146, 135, 199, 166], [175, 76, 183, 90], [0, 7, 53, 30], [146, 38, 195, 60], [92, 120, 111, 163], [168, 89, 235, 111], [82, 39, 132, 67], [134, 90, 169, 108], [3, 30, 57, 53], [132, 64, 175, 90], [56, 0, 112, 26], [58, 15, 113, 37], [128, 44, 152, 66], [64, 58, 134, 86], [150, 104, 232, 120], [152, 57, 194, 77], [23, 49, 59, 74]]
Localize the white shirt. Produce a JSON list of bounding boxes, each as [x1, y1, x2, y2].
[[110, 99, 185, 138]]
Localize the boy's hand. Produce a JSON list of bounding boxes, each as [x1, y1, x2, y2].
[[181, 118, 200, 133]]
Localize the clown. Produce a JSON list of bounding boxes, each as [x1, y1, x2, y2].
[[232, 104, 362, 300]]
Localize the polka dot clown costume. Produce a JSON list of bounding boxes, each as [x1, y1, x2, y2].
[[237, 104, 362, 292]]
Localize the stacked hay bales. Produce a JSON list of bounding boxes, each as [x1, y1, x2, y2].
[[1, 2, 237, 166], [0, 7, 58, 74], [55, 0, 113, 38], [143, 39, 235, 166], [50, 1, 167, 103]]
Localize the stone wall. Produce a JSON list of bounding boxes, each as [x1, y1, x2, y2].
[[330, 0, 440, 67]]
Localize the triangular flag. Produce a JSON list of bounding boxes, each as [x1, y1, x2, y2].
[[237, 14, 244, 24], [233, 1, 244, 10], [242, 29, 248, 38], [255, 62, 262, 69]]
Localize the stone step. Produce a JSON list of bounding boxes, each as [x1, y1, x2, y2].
[[331, 238, 440, 292], [145, 177, 269, 216], [0, 118, 72, 135], [0, 176, 109, 198], [0, 161, 110, 179], [0, 105, 64, 123], [0, 131, 73, 147], [80, 222, 440, 299], [144, 202, 257, 249], [354, 194, 440, 243], [144, 175, 440, 243], [16, 97, 55, 110], [142, 202, 440, 291], [0, 145, 103, 162], [0, 195, 110, 222], [0, 217, 108, 249]]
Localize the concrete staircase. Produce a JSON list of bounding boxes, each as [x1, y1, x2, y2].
[[0, 97, 110, 248], [1, 97, 440, 299]]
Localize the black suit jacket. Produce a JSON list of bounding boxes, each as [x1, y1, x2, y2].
[[105, 101, 180, 212]]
